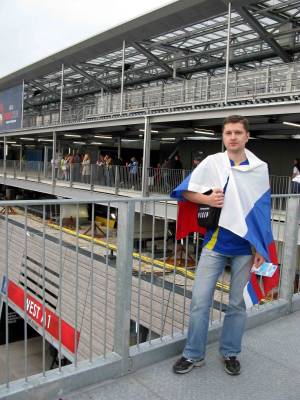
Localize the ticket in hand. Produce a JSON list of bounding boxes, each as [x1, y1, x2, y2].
[[251, 262, 278, 277]]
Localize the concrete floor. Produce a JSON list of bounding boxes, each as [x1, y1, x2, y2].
[[0, 336, 52, 384], [61, 310, 300, 400]]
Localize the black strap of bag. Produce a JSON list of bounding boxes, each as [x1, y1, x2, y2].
[[197, 190, 221, 229]]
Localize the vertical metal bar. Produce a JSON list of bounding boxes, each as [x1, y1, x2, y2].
[[19, 145, 23, 175], [74, 203, 79, 367], [181, 237, 189, 333], [42, 205, 46, 377], [43, 146, 48, 177], [59, 64, 64, 123], [141, 116, 151, 197], [160, 201, 168, 339], [24, 206, 28, 381], [21, 79, 25, 129], [120, 40, 126, 114], [136, 201, 143, 346], [103, 203, 110, 358], [58, 204, 63, 372], [52, 131, 57, 184], [280, 197, 300, 309], [224, 2, 231, 105], [89, 203, 95, 362], [171, 231, 178, 338], [3, 136, 7, 179], [114, 201, 134, 373], [149, 201, 156, 343], [5, 206, 9, 387]]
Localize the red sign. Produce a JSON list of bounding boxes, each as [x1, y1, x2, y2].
[[6, 280, 80, 354]]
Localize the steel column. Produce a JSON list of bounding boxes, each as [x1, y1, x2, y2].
[[120, 40, 126, 114], [44, 145, 48, 177], [224, 2, 231, 105], [141, 117, 151, 197], [59, 64, 64, 123], [3, 136, 7, 179], [280, 197, 300, 309], [114, 201, 135, 373], [21, 79, 25, 129], [52, 131, 57, 184]]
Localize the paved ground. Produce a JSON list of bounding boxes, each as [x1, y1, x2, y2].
[[62, 310, 300, 400], [0, 336, 52, 384]]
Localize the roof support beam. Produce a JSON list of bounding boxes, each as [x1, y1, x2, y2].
[[70, 65, 112, 92], [235, 6, 291, 63], [132, 42, 174, 75]]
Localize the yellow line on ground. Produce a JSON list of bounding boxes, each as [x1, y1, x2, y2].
[[47, 222, 230, 291]]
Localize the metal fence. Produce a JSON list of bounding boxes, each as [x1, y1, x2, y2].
[[0, 161, 293, 197], [0, 195, 299, 399], [22, 61, 300, 129]]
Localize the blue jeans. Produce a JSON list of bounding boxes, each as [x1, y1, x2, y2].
[[183, 248, 252, 360]]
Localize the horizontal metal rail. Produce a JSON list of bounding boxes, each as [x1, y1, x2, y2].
[[18, 61, 300, 130], [0, 195, 298, 399]]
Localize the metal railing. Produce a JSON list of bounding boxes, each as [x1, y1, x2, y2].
[[21, 61, 300, 129], [0, 195, 299, 399], [0, 161, 293, 197]]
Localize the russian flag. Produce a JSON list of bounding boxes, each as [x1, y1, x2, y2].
[[171, 150, 279, 306]]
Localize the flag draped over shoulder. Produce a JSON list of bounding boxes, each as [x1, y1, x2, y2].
[[171, 150, 279, 307]]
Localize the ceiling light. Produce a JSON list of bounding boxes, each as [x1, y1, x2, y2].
[[90, 142, 103, 145], [194, 129, 215, 136], [38, 139, 53, 142], [282, 122, 300, 128], [11, 144, 21, 147], [20, 137, 35, 141], [257, 135, 288, 139], [292, 135, 300, 139], [121, 139, 141, 142], [161, 138, 176, 141], [64, 134, 81, 138], [73, 141, 86, 145], [94, 135, 113, 139], [139, 129, 159, 133], [184, 136, 221, 140]]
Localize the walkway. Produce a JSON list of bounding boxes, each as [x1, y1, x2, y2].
[[61, 310, 300, 400]]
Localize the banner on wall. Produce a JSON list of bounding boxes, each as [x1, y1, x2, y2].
[[1, 276, 80, 355], [0, 84, 23, 132]]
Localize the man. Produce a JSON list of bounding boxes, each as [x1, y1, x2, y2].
[[172, 115, 271, 376]]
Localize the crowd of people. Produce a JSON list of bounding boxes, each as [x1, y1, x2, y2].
[[50, 151, 189, 190]]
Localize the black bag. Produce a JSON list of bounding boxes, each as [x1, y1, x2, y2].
[[197, 190, 221, 229]]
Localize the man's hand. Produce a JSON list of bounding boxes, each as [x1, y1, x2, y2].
[[183, 188, 224, 207], [207, 189, 224, 208], [253, 252, 265, 268]]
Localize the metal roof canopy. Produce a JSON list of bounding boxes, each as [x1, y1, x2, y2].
[[0, 0, 263, 92], [0, 0, 300, 137]]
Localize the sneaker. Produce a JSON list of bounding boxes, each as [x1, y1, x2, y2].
[[173, 356, 205, 374], [223, 356, 241, 375]]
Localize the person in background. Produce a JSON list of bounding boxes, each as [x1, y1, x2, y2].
[[81, 153, 91, 184], [128, 157, 139, 189], [292, 158, 300, 178], [291, 158, 300, 193], [192, 152, 204, 170], [96, 154, 105, 185]]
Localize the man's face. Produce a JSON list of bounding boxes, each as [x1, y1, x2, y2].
[[222, 122, 249, 153]]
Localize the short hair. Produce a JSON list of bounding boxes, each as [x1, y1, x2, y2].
[[222, 115, 249, 132]]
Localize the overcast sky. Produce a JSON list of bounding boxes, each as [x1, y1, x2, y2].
[[0, 0, 174, 78]]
